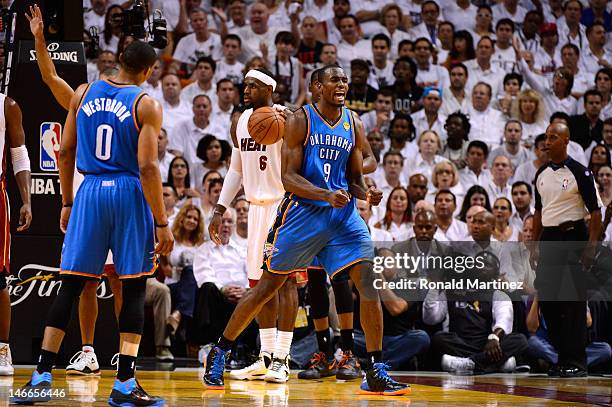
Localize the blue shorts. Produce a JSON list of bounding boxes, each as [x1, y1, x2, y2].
[[60, 175, 156, 279], [264, 196, 373, 279]]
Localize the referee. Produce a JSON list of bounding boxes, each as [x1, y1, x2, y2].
[[531, 123, 603, 377]]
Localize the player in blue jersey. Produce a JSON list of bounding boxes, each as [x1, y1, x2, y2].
[[12, 42, 173, 407], [204, 65, 411, 396]]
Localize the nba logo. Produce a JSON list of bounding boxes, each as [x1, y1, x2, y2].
[[40, 122, 62, 171]]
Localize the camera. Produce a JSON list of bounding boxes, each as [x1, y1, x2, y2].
[[112, 0, 167, 49]]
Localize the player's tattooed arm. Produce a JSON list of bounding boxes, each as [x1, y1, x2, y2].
[[348, 113, 383, 206], [282, 109, 348, 207], [352, 112, 376, 174]]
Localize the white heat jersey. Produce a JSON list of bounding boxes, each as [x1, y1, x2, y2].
[[236, 105, 285, 204]]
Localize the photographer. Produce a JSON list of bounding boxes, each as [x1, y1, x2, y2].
[[423, 251, 528, 374]]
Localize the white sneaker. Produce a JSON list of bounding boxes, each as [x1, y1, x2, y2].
[[0, 343, 14, 376], [264, 355, 290, 383], [66, 350, 101, 376], [500, 356, 516, 373], [441, 354, 475, 374], [229, 352, 271, 380]]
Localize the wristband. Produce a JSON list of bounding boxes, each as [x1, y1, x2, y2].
[[63, 203, 73, 208], [487, 333, 499, 342], [155, 222, 169, 228]]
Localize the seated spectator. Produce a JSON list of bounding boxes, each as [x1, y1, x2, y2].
[[141, 59, 163, 102], [88, 50, 117, 83], [168, 156, 200, 204], [232, 198, 249, 249], [434, 190, 469, 241], [407, 173, 429, 213], [510, 181, 534, 232], [550, 112, 589, 166], [460, 141, 492, 191], [577, 68, 612, 122], [269, 31, 305, 106], [198, 178, 223, 236], [390, 57, 424, 114], [210, 79, 237, 137], [526, 297, 612, 373], [458, 185, 492, 223], [485, 155, 513, 203], [582, 23, 612, 75], [374, 186, 412, 241], [495, 72, 522, 117], [426, 161, 464, 212], [356, 199, 393, 241], [165, 204, 206, 339], [597, 165, 612, 210], [191, 209, 255, 351], [492, 197, 519, 241], [513, 133, 548, 188], [377, 151, 406, 212], [345, 59, 377, 115], [586, 117, 612, 161], [488, 120, 533, 171], [440, 112, 470, 170], [412, 87, 447, 144], [465, 37, 505, 100], [561, 43, 595, 99], [100, 5, 122, 52], [588, 144, 611, 176], [511, 89, 548, 148], [443, 30, 476, 68], [336, 15, 373, 75], [361, 89, 395, 137], [162, 183, 180, 227], [181, 57, 219, 108], [468, 82, 505, 149], [424, 251, 528, 374], [160, 73, 192, 135], [491, 19, 518, 73], [296, 16, 324, 76], [158, 128, 175, 183], [469, 5, 496, 45], [441, 64, 471, 117], [214, 34, 245, 86], [173, 8, 223, 71], [378, 4, 411, 61], [383, 113, 417, 164], [169, 95, 227, 170], [370, 33, 395, 89], [366, 130, 385, 187], [192, 135, 231, 188], [414, 38, 450, 89], [233, 2, 281, 62], [353, 247, 430, 371], [404, 130, 448, 187]]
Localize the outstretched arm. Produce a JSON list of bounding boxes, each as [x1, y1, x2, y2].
[[26, 5, 74, 110], [282, 109, 348, 207]]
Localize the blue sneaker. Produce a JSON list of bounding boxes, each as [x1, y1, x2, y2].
[[107, 378, 165, 406], [358, 363, 411, 396], [10, 370, 52, 404], [203, 346, 227, 388]]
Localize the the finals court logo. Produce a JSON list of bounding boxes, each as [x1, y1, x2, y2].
[[40, 122, 62, 171]]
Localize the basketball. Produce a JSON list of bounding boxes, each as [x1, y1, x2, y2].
[[248, 106, 285, 145]]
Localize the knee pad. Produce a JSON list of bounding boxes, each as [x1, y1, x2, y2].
[[307, 268, 329, 320], [332, 279, 353, 315], [0, 273, 6, 290], [119, 278, 147, 334], [46, 275, 87, 330]]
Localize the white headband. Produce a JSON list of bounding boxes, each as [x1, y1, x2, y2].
[[245, 69, 277, 91]]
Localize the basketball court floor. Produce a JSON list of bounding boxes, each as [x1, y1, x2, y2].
[[3, 367, 612, 406]]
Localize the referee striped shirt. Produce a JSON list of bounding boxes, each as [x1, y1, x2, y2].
[[534, 157, 603, 227]]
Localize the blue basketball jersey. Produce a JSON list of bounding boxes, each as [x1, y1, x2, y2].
[[76, 80, 145, 177], [298, 104, 355, 207]]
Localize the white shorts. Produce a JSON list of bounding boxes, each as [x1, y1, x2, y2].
[[247, 199, 282, 281]]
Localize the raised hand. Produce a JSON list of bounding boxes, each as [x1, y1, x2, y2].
[[25, 4, 44, 38]]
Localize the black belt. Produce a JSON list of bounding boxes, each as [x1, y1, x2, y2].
[[545, 220, 584, 232]]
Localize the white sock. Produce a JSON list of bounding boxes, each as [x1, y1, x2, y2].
[[82, 345, 94, 353], [274, 330, 293, 360], [259, 328, 277, 355]]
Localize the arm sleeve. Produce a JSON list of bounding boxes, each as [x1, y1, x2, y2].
[[422, 289, 448, 325], [572, 162, 604, 212], [492, 290, 513, 334], [217, 148, 243, 209]]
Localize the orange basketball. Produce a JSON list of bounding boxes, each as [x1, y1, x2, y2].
[[248, 106, 285, 145]]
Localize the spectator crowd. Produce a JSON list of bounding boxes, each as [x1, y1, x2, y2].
[[80, 0, 612, 374]]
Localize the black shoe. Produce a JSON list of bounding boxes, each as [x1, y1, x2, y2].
[[548, 365, 561, 377], [10, 371, 52, 405], [297, 352, 336, 379], [559, 366, 587, 378], [203, 346, 226, 388], [335, 350, 361, 381], [358, 363, 411, 396], [108, 378, 165, 406]]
